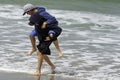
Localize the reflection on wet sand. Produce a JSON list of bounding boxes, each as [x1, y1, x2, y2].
[[33, 75, 54, 80]]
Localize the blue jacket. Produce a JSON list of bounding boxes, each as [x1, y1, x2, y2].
[[37, 7, 58, 26], [29, 12, 62, 42]]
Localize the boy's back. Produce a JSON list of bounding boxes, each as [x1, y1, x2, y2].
[[29, 12, 62, 41]]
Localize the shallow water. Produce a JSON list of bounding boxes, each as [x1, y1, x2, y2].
[[0, 1, 120, 80]]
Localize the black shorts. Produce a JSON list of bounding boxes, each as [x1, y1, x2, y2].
[[37, 26, 62, 55], [50, 26, 62, 41], [37, 41, 52, 55]]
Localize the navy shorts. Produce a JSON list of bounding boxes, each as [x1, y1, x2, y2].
[[30, 29, 37, 36], [30, 29, 58, 39], [30, 29, 59, 41]]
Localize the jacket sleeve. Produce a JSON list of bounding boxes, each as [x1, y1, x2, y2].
[[40, 11, 58, 25]]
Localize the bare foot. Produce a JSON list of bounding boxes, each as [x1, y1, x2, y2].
[[58, 51, 62, 58], [32, 71, 41, 76], [51, 66, 56, 73], [51, 66, 56, 71], [27, 49, 36, 56]]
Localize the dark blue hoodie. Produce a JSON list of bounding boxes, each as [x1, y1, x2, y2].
[[29, 12, 62, 42], [36, 7, 58, 26]]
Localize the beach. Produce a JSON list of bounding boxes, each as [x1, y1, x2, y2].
[[0, 71, 79, 80], [0, 71, 34, 80], [1, 0, 120, 80]]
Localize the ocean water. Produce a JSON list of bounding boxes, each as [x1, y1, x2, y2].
[[0, 0, 120, 80]]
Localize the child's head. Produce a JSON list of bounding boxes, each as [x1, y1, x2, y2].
[[23, 3, 36, 15], [29, 12, 46, 26]]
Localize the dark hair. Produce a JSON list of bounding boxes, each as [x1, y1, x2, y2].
[[29, 12, 46, 26], [30, 8, 36, 12]]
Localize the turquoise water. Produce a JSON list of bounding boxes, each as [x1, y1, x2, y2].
[[0, 0, 120, 14], [0, 0, 120, 80]]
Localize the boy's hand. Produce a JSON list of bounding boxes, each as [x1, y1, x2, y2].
[[44, 33, 54, 41], [41, 22, 47, 29], [44, 36, 50, 41], [49, 33, 54, 38]]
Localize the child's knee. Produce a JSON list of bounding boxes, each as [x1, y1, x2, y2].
[[37, 50, 42, 56], [29, 35, 35, 39]]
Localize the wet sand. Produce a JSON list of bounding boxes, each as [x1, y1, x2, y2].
[[0, 71, 79, 80]]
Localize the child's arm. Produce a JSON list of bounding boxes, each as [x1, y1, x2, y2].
[[44, 33, 54, 41], [41, 22, 47, 29], [40, 11, 58, 28]]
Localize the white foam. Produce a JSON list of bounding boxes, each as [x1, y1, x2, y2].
[[48, 9, 120, 28], [0, 5, 23, 20], [1, 4, 120, 79], [0, 4, 120, 27]]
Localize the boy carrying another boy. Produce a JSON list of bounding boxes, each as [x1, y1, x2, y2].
[[23, 3, 62, 75]]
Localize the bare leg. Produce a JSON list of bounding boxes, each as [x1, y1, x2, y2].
[[27, 35, 36, 55], [53, 40, 62, 58], [43, 55, 55, 71], [33, 50, 43, 76]]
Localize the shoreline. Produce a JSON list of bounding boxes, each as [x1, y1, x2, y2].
[[0, 71, 79, 80]]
